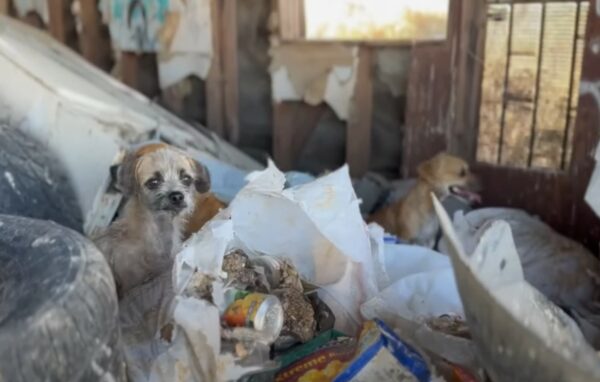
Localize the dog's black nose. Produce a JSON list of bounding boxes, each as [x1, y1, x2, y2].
[[169, 192, 184, 206]]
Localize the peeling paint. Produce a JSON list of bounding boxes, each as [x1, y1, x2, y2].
[[580, 80, 600, 111]]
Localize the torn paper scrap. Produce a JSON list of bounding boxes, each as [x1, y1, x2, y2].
[[100, 0, 169, 52], [270, 44, 358, 120], [157, 0, 213, 88]]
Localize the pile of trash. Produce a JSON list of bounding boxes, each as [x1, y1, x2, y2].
[[117, 161, 600, 382], [116, 162, 472, 381]]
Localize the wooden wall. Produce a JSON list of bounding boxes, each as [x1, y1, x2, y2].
[[402, 0, 600, 249], [3, 0, 600, 248]]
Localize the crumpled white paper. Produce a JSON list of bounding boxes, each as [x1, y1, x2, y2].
[[219, 160, 377, 333], [360, 224, 471, 368], [120, 160, 379, 381], [120, 161, 480, 381]]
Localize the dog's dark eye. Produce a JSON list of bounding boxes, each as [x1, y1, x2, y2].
[[145, 178, 162, 190], [459, 168, 467, 177], [181, 174, 192, 187]]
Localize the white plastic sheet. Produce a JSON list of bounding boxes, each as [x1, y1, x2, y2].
[[189, 160, 378, 333], [439, 208, 600, 349], [433, 198, 600, 382], [361, 225, 472, 368]]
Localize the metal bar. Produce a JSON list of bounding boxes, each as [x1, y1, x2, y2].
[[561, 1, 582, 169], [527, 3, 546, 167], [497, 3, 515, 164]]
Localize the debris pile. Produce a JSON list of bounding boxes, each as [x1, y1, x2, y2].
[[115, 162, 600, 382]]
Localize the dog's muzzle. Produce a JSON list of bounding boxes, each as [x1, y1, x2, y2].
[[168, 191, 185, 208]]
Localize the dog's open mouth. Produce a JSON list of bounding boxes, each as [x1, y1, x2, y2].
[[449, 185, 481, 204]]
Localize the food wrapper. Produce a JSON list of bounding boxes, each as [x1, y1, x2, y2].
[[273, 320, 435, 382], [333, 319, 433, 382]]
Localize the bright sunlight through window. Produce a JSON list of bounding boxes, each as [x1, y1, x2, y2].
[[304, 0, 449, 41]]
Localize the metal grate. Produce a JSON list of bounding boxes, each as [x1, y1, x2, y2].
[[477, 1, 589, 170]]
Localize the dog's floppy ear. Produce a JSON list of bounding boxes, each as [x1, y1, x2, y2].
[[115, 151, 140, 196], [192, 161, 211, 193]]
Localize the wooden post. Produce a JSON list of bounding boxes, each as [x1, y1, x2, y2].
[[451, 0, 487, 162], [0, 0, 11, 15], [47, 0, 78, 50], [206, 0, 226, 137], [121, 52, 160, 98], [273, 102, 325, 171], [567, 0, 600, 246], [346, 45, 373, 178], [78, 0, 113, 71], [206, 0, 240, 143], [402, 0, 462, 177], [221, 0, 240, 144]]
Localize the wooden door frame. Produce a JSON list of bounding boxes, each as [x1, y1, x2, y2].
[[453, 0, 600, 248]]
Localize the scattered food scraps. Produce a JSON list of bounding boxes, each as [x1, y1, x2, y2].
[[184, 271, 215, 302], [425, 315, 471, 340], [223, 288, 284, 340], [275, 287, 317, 343], [223, 249, 269, 292]]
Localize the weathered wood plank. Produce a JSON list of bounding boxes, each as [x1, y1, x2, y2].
[[120, 52, 160, 98], [206, 0, 226, 137], [402, 43, 452, 177], [346, 46, 373, 178], [451, 0, 487, 162], [273, 102, 324, 171], [568, 0, 600, 247], [0, 0, 11, 15], [78, 0, 113, 71], [47, 0, 78, 50], [277, 0, 305, 41], [474, 163, 571, 233], [221, 0, 239, 144]]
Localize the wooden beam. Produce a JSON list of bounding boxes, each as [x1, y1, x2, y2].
[[121, 52, 160, 98], [402, 44, 452, 177], [0, 0, 11, 15], [273, 102, 324, 171], [221, 0, 240, 144], [78, 0, 113, 71], [48, 0, 68, 42], [346, 46, 373, 178], [402, 0, 462, 177], [206, 0, 226, 137], [277, 0, 305, 41], [450, 0, 487, 162], [567, 0, 600, 248]]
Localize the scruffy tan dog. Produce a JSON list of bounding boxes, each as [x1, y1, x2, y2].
[[369, 152, 481, 247], [93, 143, 210, 296]]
